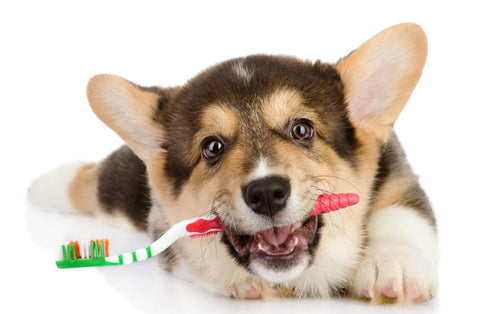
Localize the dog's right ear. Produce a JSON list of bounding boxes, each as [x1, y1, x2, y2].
[[87, 74, 166, 160]]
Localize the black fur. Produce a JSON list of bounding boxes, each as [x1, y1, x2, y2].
[[221, 233, 250, 268], [97, 145, 151, 230]]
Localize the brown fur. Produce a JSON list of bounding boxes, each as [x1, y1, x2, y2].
[[68, 163, 100, 215]]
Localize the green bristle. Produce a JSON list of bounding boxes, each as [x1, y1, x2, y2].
[[62, 245, 67, 261], [71, 243, 77, 260], [56, 239, 120, 269]]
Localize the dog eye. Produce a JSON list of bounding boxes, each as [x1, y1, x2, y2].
[[202, 137, 225, 162], [290, 120, 314, 141]]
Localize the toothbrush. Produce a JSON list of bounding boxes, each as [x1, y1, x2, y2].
[[56, 215, 224, 268], [56, 193, 359, 269]]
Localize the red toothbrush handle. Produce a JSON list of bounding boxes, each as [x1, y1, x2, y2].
[[310, 193, 359, 216]]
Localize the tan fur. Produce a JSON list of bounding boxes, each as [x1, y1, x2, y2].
[[87, 74, 164, 160], [261, 89, 306, 129], [371, 175, 418, 214], [68, 163, 101, 215], [198, 104, 239, 141]]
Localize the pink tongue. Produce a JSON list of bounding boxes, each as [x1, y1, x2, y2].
[[256, 226, 291, 246]]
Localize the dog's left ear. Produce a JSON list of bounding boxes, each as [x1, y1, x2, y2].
[[336, 23, 427, 142], [87, 74, 166, 160]]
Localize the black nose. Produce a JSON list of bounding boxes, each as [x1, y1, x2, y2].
[[242, 176, 290, 217]]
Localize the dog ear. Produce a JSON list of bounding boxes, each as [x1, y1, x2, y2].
[[336, 23, 427, 142], [87, 74, 165, 160]]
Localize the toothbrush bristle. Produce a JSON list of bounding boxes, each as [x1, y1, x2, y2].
[[104, 239, 109, 257], [189, 231, 222, 239], [73, 241, 80, 259], [60, 239, 109, 261]]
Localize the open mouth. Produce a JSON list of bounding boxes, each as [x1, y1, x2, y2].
[[223, 215, 320, 280], [219, 193, 358, 282]]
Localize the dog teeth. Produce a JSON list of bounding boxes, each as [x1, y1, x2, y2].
[[293, 236, 298, 246], [258, 242, 266, 252], [290, 223, 302, 234]]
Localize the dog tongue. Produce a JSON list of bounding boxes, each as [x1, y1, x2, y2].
[[256, 225, 291, 246]]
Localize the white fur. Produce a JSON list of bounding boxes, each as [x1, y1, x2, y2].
[[352, 205, 438, 303], [232, 60, 253, 82], [27, 162, 84, 213], [250, 157, 271, 180], [251, 257, 309, 283]]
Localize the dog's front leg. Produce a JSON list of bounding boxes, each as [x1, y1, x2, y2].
[[351, 206, 438, 304]]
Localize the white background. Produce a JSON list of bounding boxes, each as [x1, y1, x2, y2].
[[1, 1, 479, 313]]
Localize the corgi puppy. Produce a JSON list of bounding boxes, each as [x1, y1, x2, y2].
[[30, 23, 438, 304]]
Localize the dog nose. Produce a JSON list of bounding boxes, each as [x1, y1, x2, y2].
[[242, 176, 290, 217]]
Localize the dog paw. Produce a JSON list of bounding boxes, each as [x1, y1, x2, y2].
[[229, 278, 285, 299], [352, 250, 437, 304]]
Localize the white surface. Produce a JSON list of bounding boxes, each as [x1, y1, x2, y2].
[[1, 1, 479, 313]]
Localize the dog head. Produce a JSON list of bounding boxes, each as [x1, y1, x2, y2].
[[87, 24, 426, 287]]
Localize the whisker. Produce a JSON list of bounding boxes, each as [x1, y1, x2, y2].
[[311, 174, 366, 201]]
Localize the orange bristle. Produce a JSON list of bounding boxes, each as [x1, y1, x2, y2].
[[74, 241, 80, 259], [105, 239, 109, 257]]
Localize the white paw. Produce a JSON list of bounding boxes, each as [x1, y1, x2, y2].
[[352, 206, 438, 304], [352, 248, 437, 304], [228, 277, 289, 299]]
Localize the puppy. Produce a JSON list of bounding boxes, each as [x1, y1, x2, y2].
[[31, 23, 438, 304]]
